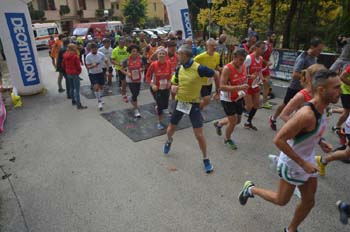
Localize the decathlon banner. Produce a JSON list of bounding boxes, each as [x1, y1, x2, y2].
[[162, 0, 193, 39], [0, 0, 43, 95]]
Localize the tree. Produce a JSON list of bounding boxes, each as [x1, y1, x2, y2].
[[122, 0, 147, 29], [282, 0, 297, 48]]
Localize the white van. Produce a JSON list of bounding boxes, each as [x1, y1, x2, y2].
[[32, 23, 61, 48]]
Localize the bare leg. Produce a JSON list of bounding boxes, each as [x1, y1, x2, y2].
[[336, 109, 350, 128], [263, 76, 270, 104], [225, 115, 238, 140], [287, 178, 317, 232], [325, 147, 350, 163], [193, 127, 207, 159], [251, 178, 295, 206], [200, 96, 211, 110]]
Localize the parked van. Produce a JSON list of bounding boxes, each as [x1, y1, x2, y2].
[[32, 23, 61, 48], [72, 21, 123, 40]]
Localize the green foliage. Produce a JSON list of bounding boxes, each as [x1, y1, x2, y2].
[[122, 0, 147, 28], [144, 17, 164, 28], [59, 5, 70, 16], [28, 2, 45, 21]]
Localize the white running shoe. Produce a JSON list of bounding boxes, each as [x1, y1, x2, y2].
[[268, 154, 278, 172], [98, 102, 103, 111], [134, 109, 141, 118]]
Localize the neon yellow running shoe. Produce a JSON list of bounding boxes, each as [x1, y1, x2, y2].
[[316, 155, 327, 177]]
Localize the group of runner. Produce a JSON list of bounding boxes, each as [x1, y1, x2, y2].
[[51, 30, 350, 230]]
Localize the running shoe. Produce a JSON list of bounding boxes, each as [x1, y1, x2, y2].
[[134, 109, 141, 118], [77, 104, 87, 110], [213, 121, 222, 136], [336, 200, 350, 225], [122, 95, 128, 103], [243, 111, 249, 118], [163, 138, 173, 154], [244, 122, 258, 131], [316, 155, 326, 177], [269, 116, 277, 131], [98, 102, 103, 111], [239, 180, 255, 205], [262, 101, 272, 109], [203, 159, 214, 173], [58, 88, 65, 93], [224, 139, 237, 150], [157, 122, 165, 130], [283, 228, 299, 232], [268, 154, 278, 171]]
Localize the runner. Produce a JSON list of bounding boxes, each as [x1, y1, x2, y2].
[[243, 41, 265, 130], [85, 42, 108, 111], [163, 45, 219, 173], [146, 47, 172, 129], [111, 37, 129, 102], [216, 34, 228, 68], [241, 33, 258, 53], [330, 36, 350, 73], [167, 40, 179, 114], [261, 31, 276, 109], [269, 37, 324, 131], [280, 64, 326, 122], [194, 38, 221, 110], [239, 69, 341, 232], [120, 44, 145, 118], [214, 48, 248, 150], [98, 38, 113, 86], [332, 64, 350, 133]]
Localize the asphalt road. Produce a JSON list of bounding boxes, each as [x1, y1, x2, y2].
[[0, 49, 349, 232]]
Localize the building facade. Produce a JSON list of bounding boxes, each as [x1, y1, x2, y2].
[[30, 0, 168, 33]]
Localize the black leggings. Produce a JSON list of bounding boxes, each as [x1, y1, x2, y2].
[[128, 82, 141, 102], [150, 88, 170, 115]]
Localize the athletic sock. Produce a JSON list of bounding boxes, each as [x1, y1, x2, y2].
[[95, 91, 101, 102], [248, 108, 257, 123], [247, 186, 254, 196]]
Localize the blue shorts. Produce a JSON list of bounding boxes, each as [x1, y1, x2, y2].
[[170, 102, 203, 128], [89, 72, 105, 86], [200, 84, 212, 97]]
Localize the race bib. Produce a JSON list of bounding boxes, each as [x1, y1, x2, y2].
[[131, 69, 140, 81], [176, 101, 192, 114], [252, 76, 261, 89], [206, 77, 213, 85], [159, 79, 168, 90]]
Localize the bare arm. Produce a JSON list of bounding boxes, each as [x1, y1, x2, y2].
[[292, 71, 302, 81], [273, 107, 319, 173], [280, 92, 305, 122]]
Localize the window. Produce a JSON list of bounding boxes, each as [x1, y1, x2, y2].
[[37, 0, 56, 10], [47, 0, 56, 10], [78, 0, 86, 10], [153, 3, 157, 12], [98, 0, 105, 9]]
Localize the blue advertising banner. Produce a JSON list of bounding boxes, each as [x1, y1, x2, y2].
[[5, 12, 40, 86]]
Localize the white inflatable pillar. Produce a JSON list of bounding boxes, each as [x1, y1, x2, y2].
[[162, 0, 194, 39], [0, 0, 44, 95]]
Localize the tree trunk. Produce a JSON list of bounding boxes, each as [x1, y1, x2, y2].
[[269, 0, 277, 32], [282, 0, 298, 48]]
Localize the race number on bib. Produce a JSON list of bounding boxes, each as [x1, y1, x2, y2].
[[252, 77, 261, 89], [131, 70, 140, 81], [176, 101, 192, 114], [159, 79, 168, 90]]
